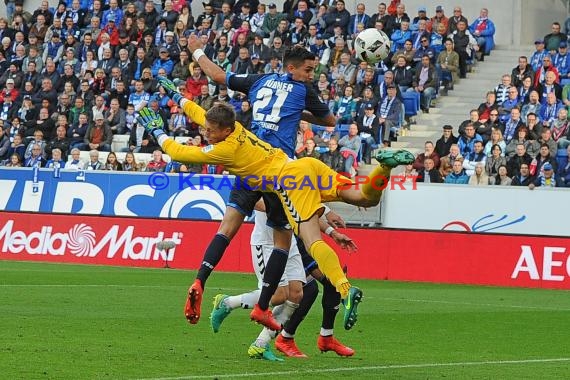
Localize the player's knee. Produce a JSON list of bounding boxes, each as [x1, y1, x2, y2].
[[271, 286, 288, 306], [287, 280, 304, 304]]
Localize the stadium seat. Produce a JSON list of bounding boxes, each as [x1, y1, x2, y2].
[[560, 78, 570, 87], [111, 135, 130, 152], [337, 124, 351, 138], [402, 92, 420, 118]]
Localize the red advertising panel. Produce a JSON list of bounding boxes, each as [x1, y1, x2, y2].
[[1, 212, 569, 290]]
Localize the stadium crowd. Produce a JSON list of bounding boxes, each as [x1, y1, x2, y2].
[[12, 0, 568, 188], [408, 19, 570, 188]]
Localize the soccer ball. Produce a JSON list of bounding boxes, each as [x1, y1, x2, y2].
[[354, 28, 391, 64]]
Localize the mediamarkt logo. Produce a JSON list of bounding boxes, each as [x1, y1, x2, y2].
[[0, 220, 183, 261]]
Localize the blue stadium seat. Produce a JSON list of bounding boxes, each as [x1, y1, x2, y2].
[[561, 78, 570, 87], [402, 92, 420, 117]]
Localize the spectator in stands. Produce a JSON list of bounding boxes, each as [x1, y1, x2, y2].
[[533, 143, 558, 175], [64, 148, 84, 169], [477, 91, 498, 123], [435, 125, 458, 157], [459, 109, 483, 137], [146, 149, 167, 172], [462, 140, 486, 176], [444, 159, 469, 184], [469, 8, 495, 59], [511, 163, 532, 186], [416, 157, 442, 183], [333, 85, 357, 125], [331, 52, 357, 85], [485, 143, 507, 178], [186, 64, 209, 99], [491, 165, 512, 186], [377, 85, 402, 143], [86, 149, 103, 170], [3, 153, 22, 167], [512, 56, 534, 88], [391, 39, 415, 66], [544, 22, 565, 54], [83, 113, 112, 152], [507, 143, 533, 178], [498, 88, 522, 123], [409, 55, 437, 113], [534, 55, 559, 87], [0, 127, 9, 162], [557, 146, 570, 186], [449, 20, 477, 79], [356, 103, 379, 164], [104, 151, 123, 171], [5, 134, 25, 163], [553, 42, 570, 80], [296, 138, 320, 160], [458, 123, 483, 157], [24, 143, 45, 167], [448, 7, 468, 35], [494, 74, 512, 107], [530, 162, 558, 188], [314, 126, 340, 151], [413, 141, 440, 172], [295, 120, 314, 156], [354, 68, 378, 100], [236, 100, 252, 131], [392, 55, 414, 92], [506, 127, 540, 159], [121, 151, 138, 171], [438, 156, 453, 181], [105, 99, 126, 135], [44, 126, 70, 161], [46, 148, 65, 169], [24, 129, 46, 159], [437, 39, 459, 94], [536, 72, 563, 104], [536, 127, 558, 159], [521, 91, 542, 123], [502, 108, 524, 143], [468, 162, 489, 186], [530, 40, 548, 72], [540, 92, 563, 128], [484, 128, 507, 157], [319, 137, 345, 174], [551, 108, 570, 146], [338, 123, 361, 176]]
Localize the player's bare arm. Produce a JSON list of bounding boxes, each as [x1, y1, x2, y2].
[[188, 34, 227, 84]]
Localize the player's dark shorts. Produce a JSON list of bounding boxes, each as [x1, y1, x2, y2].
[[228, 186, 290, 230]]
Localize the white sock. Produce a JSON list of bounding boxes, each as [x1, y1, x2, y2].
[[225, 290, 261, 310], [241, 289, 261, 309], [273, 300, 298, 326], [281, 330, 294, 339], [320, 328, 333, 337], [255, 328, 273, 348]]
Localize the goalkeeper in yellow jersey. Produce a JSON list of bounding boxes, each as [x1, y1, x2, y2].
[[136, 95, 413, 331]]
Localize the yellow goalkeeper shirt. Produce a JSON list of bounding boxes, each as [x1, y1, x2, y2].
[[160, 100, 289, 188]]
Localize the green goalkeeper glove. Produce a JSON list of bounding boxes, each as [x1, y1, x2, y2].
[[157, 75, 183, 104], [136, 107, 166, 140]]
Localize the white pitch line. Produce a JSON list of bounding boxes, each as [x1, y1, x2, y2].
[[137, 358, 570, 380], [378, 297, 570, 312]]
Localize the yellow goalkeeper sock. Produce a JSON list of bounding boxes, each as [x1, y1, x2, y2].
[[309, 240, 351, 298], [361, 163, 392, 204]]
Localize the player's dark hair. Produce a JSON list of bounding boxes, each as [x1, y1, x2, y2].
[[206, 102, 236, 131], [283, 45, 316, 67]]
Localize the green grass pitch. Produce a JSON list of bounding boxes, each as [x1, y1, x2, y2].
[[1, 260, 569, 379]]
